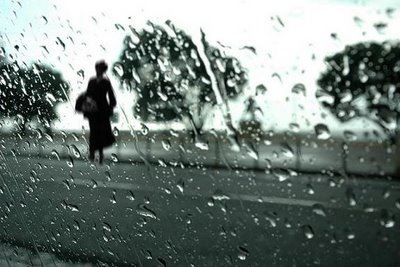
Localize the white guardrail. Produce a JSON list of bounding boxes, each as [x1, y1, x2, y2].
[[0, 130, 397, 176]]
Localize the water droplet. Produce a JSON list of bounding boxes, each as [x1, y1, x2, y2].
[[353, 16, 364, 27], [113, 63, 124, 78], [395, 199, 400, 210], [62, 201, 79, 212], [56, 37, 66, 50], [273, 169, 290, 182], [136, 204, 157, 220], [212, 190, 230, 201], [346, 231, 355, 240], [91, 179, 98, 189], [363, 204, 376, 213], [162, 140, 172, 151], [62, 180, 70, 190], [380, 209, 395, 228], [140, 123, 149, 135], [158, 159, 167, 167], [126, 191, 135, 201], [255, 84, 267, 95], [245, 143, 258, 160], [382, 189, 391, 199], [312, 203, 326, 217], [280, 143, 294, 158], [228, 135, 241, 152], [374, 22, 387, 34], [346, 188, 357, 206], [77, 69, 85, 82], [344, 130, 357, 141], [41, 16, 48, 25], [264, 213, 277, 227], [237, 246, 249, 260], [73, 220, 80, 230], [157, 258, 166, 267], [111, 153, 119, 162], [289, 122, 300, 133], [70, 145, 81, 158], [110, 191, 117, 204], [176, 179, 184, 194], [66, 156, 74, 168], [314, 124, 331, 140], [51, 150, 60, 160], [195, 139, 209, 150], [292, 83, 306, 96], [302, 225, 314, 239], [113, 127, 119, 136], [271, 72, 282, 84], [114, 23, 125, 31], [306, 183, 314, 195], [315, 89, 335, 106]]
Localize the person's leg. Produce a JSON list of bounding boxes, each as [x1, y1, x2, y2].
[[89, 146, 95, 161], [88, 118, 95, 161], [99, 148, 104, 164]]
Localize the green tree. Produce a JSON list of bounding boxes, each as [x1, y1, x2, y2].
[[0, 61, 18, 118], [113, 21, 247, 132], [0, 60, 69, 132], [317, 41, 400, 139]]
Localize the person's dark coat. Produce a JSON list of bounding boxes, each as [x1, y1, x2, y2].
[[85, 77, 116, 150]]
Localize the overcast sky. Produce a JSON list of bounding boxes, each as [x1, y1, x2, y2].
[[0, 0, 399, 136]]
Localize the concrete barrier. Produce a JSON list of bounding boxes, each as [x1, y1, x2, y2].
[[0, 130, 395, 176]]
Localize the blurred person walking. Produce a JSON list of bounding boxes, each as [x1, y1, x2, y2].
[[75, 60, 116, 164]]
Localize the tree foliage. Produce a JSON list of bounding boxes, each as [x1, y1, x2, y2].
[[317, 41, 400, 136], [113, 21, 247, 130], [0, 59, 69, 130]]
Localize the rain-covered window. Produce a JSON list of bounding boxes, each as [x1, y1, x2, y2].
[[0, 0, 399, 266]]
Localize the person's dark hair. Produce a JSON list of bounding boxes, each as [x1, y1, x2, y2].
[[95, 60, 108, 73]]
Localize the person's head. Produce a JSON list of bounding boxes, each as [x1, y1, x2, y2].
[[95, 60, 108, 77]]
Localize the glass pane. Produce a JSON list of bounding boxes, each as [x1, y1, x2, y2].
[[0, 0, 399, 265]]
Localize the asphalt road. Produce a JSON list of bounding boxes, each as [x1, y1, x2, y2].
[[0, 154, 399, 266]]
